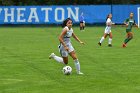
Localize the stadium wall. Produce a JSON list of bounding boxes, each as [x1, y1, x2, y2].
[[112, 5, 140, 24], [0, 5, 139, 25]]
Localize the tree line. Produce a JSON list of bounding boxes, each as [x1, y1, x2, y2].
[[0, 0, 140, 6]]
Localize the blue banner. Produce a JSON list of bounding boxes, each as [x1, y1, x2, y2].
[[0, 5, 111, 24], [0, 5, 139, 24]]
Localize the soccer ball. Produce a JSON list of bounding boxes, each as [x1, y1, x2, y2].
[[62, 66, 72, 75]]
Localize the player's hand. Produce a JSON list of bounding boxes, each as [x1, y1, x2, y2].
[[80, 41, 85, 45], [135, 25, 138, 28], [126, 24, 128, 27], [64, 46, 69, 51]]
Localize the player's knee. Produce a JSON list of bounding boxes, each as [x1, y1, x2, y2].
[[110, 36, 113, 39], [71, 54, 77, 60], [72, 54, 77, 60], [129, 36, 133, 39], [72, 56, 77, 60]]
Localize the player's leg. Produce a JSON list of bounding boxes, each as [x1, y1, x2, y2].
[[98, 33, 108, 46], [83, 22, 85, 30], [123, 32, 133, 47], [126, 32, 133, 43], [80, 23, 82, 30], [49, 53, 64, 63], [49, 45, 68, 64], [62, 57, 68, 64], [108, 32, 113, 47], [69, 51, 83, 74]]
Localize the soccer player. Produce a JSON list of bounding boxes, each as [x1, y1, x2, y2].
[[122, 12, 138, 48], [79, 12, 85, 31], [98, 14, 115, 47], [49, 18, 85, 75]]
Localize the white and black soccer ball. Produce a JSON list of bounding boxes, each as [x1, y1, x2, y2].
[[62, 66, 72, 75]]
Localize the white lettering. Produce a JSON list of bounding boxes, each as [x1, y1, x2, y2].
[[41, 8, 52, 22], [67, 7, 79, 22], [55, 8, 64, 22], [4, 8, 15, 22], [17, 8, 26, 22], [28, 8, 39, 22]]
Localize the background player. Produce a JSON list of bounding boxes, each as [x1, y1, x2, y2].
[[122, 12, 138, 47], [98, 14, 115, 47], [79, 12, 85, 31]]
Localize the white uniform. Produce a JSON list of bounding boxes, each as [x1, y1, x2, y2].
[[59, 26, 74, 57], [104, 18, 112, 34]]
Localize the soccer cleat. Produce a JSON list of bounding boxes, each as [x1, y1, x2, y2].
[[98, 42, 101, 46], [49, 53, 56, 59], [108, 44, 112, 47], [122, 43, 127, 48], [77, 71, 84, 75]]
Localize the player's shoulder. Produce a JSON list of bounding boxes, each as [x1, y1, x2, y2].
[[63, 26, 73, 32], [106, 18, 111, 22], [126, 18, 130, 20], [63, 26, 69, 31]]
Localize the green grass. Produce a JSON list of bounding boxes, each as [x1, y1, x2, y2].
[[0, 26, 140, 93]]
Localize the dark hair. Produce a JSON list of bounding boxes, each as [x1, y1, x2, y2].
[[62, 18, 72, 28], [106, 14, 112, 21], [106, 14, 110, 21]]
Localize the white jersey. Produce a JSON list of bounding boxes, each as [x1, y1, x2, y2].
[[59, 26, 74, 57], [62, 26, 73, 44], [105, 18, 112, 34]]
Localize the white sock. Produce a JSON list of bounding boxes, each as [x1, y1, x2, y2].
[[74, 59, 80, 72], [108, 38, 112, 44], [53, 55, 64, 64], [100, 37, 105, 43]]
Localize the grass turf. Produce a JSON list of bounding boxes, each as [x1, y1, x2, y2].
[[0, 26, 140, 93]]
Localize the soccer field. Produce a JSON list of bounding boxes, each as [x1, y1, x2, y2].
[[0, 26, 140, 93]]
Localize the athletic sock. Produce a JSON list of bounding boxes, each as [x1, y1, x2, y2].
[[53, 55, 64, 64], [124, 37, 132, 44], [108, 38, 112, 44], [100, 37, 105, 43], [74, 59, 80, 72]]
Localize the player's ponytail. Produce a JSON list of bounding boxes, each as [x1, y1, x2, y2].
[[106, 14, 110, 21], [62, 18, 72, 28], [106, 14, 112, 21]]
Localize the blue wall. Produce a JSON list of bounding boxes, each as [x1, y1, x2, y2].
[[0, 5, 139, 24], [112, 5, 140, 24]]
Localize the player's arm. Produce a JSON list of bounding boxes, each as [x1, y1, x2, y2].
[[124, 18, 129, 26], [106, 19, 114, 26], [134, 20, 138, 28], [58, 28, 69, 51], [134, 23, 138, 28], [112, 22, 115, 25], [72, 33, 85, 44]]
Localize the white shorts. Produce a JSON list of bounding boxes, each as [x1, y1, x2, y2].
[[104, 30, 111, 34], [105, 27, 111, 34], [58, 42, 74, 57]]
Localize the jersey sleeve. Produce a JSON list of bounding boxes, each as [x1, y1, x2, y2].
[[134, 19, 136, 25], [124, 18, 129, 23], [63, 26, 68, 31], [106, 18, 111, 23]]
